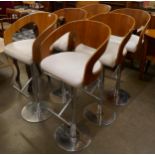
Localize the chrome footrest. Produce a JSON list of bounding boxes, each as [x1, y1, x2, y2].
[[13, 77, 32, 98]]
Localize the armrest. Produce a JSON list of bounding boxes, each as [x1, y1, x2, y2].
[[33, 22, 57, 63], [36, 25, 76, 63]]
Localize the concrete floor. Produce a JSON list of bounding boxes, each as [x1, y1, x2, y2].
[[0, 55, 155, 153]]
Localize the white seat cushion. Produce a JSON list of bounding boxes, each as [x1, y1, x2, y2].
[[51, 32, 70, 51], [100, 41, 127, 68], [110, 34, 140, 53], [75, 43, 96, 54], [41, 52, 102, 87], [75, 41, 127, 68], [4, 39, 35, 65], [125, 34, 139, 53], [110, 35, 123, 44]]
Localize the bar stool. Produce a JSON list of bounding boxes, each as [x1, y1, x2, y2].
[[4, 12, 58, 122], [75, 13, 135, 111], [111, 8, 151, 101], [39, 20, 110, 151], [48, 8, 87, 104]]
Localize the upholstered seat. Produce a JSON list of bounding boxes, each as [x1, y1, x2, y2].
[[110, 34, 140, 53], [110, 35, 123, 44], [41, 52, 102, 87], [52, 32, 70, 51], [125, 34, 140, 53], [75, 40, 127, 68], [4, 39, 35, 65]]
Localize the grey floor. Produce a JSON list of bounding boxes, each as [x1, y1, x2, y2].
[[0, 54, 155, 153]]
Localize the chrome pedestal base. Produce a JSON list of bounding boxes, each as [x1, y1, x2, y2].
[[84, 103, 116, 126], [21, 101, 51, 123], [108, 89, 130, 106], [55, 124, 91, 152]]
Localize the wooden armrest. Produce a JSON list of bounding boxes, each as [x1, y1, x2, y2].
[[34, 25, 76, 63]]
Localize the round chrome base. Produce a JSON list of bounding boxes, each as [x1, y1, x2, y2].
[[55, 124, 91, 152], [107, 89, 130, 106], [21, 101, 51, 123], [84, 103, 116, 126]]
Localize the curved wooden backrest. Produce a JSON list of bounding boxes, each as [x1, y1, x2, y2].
[[112, 8, 151, 53], [90, 12, 135, 64], [4, 12, 58, 45], [54, 8, 87, 24], [90, 12, 135, 36], [81, 4, 111, 18], [113, 8, 150, 30], [38, 20, 110, 84]]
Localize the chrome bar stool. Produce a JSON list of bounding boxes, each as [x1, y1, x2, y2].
[[4, 12, 58, 122], [74, 13, 135, 126], [87, 13, 135, 107], [40, 20, 110, 151], [112, 8, 151, 104], [48, 8, 87, 104]]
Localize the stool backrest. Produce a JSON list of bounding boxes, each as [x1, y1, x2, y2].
[[81, 4, 111, 18], [90, 12, 135, 65], [4, 12, 58, 45], [54, 8, 87, 24], [112, 8, 151, 52], [113, 8, 150, 30]]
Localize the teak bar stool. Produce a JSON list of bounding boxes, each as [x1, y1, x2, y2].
[[81, 3, 111, 19], [113, 8, 151, 75], [75, 13, 135, 115], [4, 12, 57, 122], [87, 13, 135, 108], [39, 20, 110, 151], [48, 8, 87, 104]]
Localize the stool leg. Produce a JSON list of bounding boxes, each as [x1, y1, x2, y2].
[[55, 87, 91, 151], [84, 68, 116, 126], [114, 65, 130, 106], [21, 63, 51, 123]]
